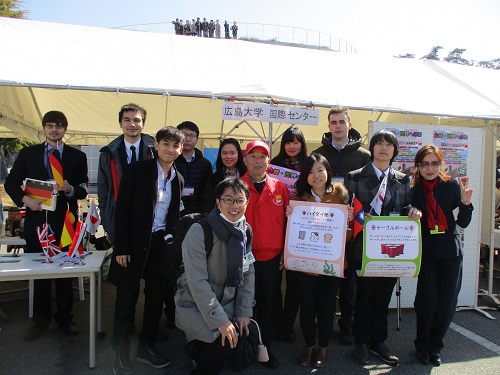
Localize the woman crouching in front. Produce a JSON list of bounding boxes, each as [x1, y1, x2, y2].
[[175, 177, 255, 374]]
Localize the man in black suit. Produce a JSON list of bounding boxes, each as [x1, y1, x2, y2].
[[5, 110, 89, 341], [344, 129, 421, 366], [108, 127, 184, 374], [97, 103, 155, 245]]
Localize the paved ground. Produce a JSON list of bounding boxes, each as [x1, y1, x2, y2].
[[1, 256, 499, 375]]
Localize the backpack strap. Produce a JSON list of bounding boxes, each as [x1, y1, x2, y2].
[[199, 219, 214, 257]]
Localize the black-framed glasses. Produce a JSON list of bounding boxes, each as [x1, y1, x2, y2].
[[183, 133, 198, 139], [418, 161, 440, 168], [219, 197, 247, 206], [44, 123, 65, 130]]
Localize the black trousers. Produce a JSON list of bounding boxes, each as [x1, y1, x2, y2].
[[33, 278, 73, 327], [283, 270, 301, 331], [253, 254, 281, 347], [353, 276, 397, 345], [272, 269, 300, 335], [414, 255, 462, 354], [189, 336, 233, 375], [113, 233, 167, 352], [297, 273, 340, 347], [338, 258, 357, 335]]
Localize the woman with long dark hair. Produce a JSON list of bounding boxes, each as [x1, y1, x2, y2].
[[286, 153, 353, 367], [203, 138, 246, 213], [270, 126, 308, 343], [271, 126, 308, 172], [411, 145, 473, 367]]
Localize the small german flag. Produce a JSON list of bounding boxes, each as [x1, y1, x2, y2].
[[24, 178, 57, 210]]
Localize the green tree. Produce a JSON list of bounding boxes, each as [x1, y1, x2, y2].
[[0, 0, 27, 18], [0, 138, 36, 176], [421, 46, 443, 60], [478, 58, 500, 70], [394, 53, 415, 59], [444, 48, 471, 66]]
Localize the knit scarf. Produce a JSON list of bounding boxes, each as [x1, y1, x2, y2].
[[207, 208, 246, 287], [421, 178, 448, 232], [282, 158, 302, 172]]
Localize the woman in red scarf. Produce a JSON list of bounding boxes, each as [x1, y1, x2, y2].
[[411, 145, 473, 367]]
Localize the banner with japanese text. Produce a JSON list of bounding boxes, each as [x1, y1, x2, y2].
[[267, 164, 300, 199], [285, 201, 347, 277], [222, 102, 319, 125], [361, 216, 421, 277]]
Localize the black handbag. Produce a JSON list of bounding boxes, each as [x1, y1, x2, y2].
[[230, 318, 268, 370]]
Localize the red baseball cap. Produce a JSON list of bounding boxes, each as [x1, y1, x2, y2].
[[244, 140, 270, 156]]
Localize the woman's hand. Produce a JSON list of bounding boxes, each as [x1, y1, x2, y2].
[[234, 317, 250, 337], [285, 205, 293, 217], [460, 179, 473, 205], [407, 207, 422, 220], [279, 251, 285, 270], [347, 205, 354, 223], [218, 321, 238, 348]]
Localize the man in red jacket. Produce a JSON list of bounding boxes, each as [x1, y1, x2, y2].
[[241, 140, 290, 369]]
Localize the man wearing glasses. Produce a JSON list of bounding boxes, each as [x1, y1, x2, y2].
[[5, 110, 88, 341], [97, 103, 155, 245], [174, 121, 213, 216]]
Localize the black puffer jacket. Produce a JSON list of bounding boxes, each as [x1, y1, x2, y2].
[[174, 148, 213, 215], [312, 127, 370, 178]]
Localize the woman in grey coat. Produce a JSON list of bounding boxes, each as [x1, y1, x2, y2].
[[175, 177, 255, 374]]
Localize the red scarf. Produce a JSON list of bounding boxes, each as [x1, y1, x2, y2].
[[421, 178, 448, 231]]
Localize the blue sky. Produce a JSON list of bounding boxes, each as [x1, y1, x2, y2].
[[23, 0, 500, 61]]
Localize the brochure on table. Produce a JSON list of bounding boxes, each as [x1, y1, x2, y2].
[[361, 216, 422, 277], [285, 201, 347, 277]]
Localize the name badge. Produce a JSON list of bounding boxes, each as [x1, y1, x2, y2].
[[430, 225, 445, 235], [183, 187, 195, 196], [243, 251, 256, 272], [158, 190, 169, 202]]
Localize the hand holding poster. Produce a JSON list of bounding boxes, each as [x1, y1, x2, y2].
[[285, 201, 347, 277], [361, 216, 422, 277]]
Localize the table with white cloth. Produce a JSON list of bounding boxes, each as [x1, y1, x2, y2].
[[0, 251, 106, 369]]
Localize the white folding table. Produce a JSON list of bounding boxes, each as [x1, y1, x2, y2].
[[0, 251, 106, 368]]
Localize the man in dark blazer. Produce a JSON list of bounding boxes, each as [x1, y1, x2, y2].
[[97, 103, 155, 245], [108, 127, 184, 374], [5, 110, 89, 341], [344, 129, 421, 366]]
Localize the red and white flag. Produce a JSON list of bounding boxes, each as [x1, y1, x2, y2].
[[68, 220, 85, 258], [84, 199, 101, 235]]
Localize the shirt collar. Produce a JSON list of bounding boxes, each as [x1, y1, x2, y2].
[[124, 139, 141, 151], [372, 163, 390, 179]]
